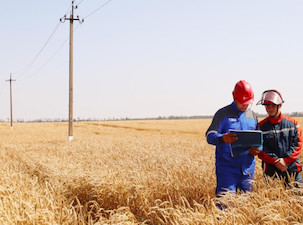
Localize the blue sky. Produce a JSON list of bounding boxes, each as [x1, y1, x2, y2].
[[1, 0, 303, 120]]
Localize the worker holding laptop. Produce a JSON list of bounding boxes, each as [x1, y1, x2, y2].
[[206, 80, 261, 197]]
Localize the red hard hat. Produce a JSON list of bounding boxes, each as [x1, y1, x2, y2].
[[232, 80, 254, 105]]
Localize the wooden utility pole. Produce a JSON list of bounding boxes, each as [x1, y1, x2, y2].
[[6, 73, 16, 129], [60, 1, 83, 141]]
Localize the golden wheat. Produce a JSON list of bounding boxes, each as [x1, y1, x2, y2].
[[0, 118, 302, 224]]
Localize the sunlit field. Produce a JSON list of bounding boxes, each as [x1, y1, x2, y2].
[[0, 118, 303, 224]]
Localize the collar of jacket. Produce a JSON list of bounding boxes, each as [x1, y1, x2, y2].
[[231, 101, 244, 115], [268, 113, 283, 124]]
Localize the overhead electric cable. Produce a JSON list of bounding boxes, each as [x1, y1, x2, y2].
[[15, 2, 73, 79], [83, 0, 113, 20], [76, 0, 85, 6], [20, 24, 81, 80], [15, 21, 61, 79], [14, 0, 113, 81], [0, 83, 7, 96], [20, 39, 68, 80]]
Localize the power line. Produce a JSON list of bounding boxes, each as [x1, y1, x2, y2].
[[20, 23, 82, 81], [19, 36, 68, 81], [14, 0, 112, 81], [83, 0, 113, 20], [0, 83, 7, 96], [76, 0, 85, 7], [15, 21, 62, 79], [15, 2, 73, 79]]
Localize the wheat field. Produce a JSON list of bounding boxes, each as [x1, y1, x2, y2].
[[0, 118, 303, 224]]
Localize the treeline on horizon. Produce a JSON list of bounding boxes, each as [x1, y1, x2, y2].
[[1, 111, 303, 123]]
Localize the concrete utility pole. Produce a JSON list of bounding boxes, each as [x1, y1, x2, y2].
[[6, 73, 16, 129], [60, 1, 83, 141]]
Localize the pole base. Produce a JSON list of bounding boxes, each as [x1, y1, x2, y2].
[[68, 136, 73, 141]]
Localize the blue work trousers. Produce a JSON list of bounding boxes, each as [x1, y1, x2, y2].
[[216, 168, 254, 196]]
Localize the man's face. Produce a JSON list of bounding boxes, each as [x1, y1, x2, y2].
[[265, 103, 281, 118], [235, 100, 249, 112]]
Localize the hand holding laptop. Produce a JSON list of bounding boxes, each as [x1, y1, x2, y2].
[[248, 147, 261, 156], [222, 133, 238, 143]]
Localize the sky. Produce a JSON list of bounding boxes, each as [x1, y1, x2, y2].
[[1, 0, 303, 121]]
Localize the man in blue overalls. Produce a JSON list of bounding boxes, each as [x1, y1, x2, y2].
[[206, 80, 260, 197]]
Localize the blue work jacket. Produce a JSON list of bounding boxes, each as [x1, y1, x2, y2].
[[205, 102, 259, 176], [258, 114, 302, 176]]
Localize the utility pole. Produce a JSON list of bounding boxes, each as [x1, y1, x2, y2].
[[6, 73, 16, 129], [60, 1, 83, 141]]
